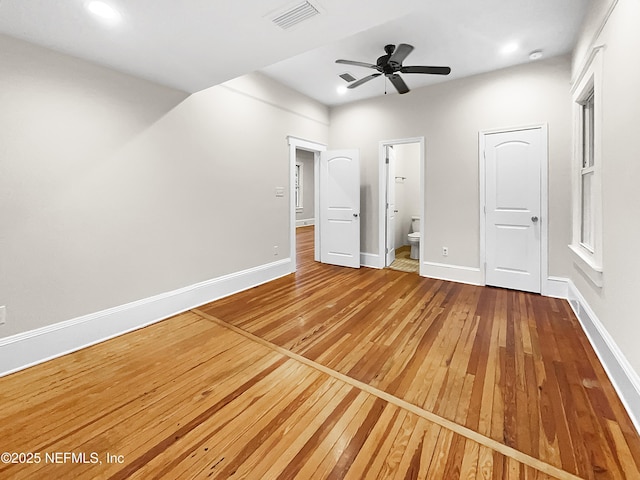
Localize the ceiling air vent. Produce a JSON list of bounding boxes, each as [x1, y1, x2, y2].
[[339, 72, 357, 83], [271, 1, 320, 30]]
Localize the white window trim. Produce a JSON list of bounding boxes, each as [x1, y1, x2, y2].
[[570, 46, 604, 287]]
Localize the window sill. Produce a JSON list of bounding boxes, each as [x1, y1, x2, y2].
[[569, 244, 603, 287]]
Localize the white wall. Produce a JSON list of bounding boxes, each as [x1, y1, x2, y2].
[[392, 143, 421, 248], [571, 0, 617, 78], [295, 149, 315, 224], [570, 0, 640, 379], [0, 34, 329, 337], [329, 56, 572, 277]]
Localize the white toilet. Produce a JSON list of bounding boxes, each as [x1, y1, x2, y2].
[[407, 216, 420, 260]]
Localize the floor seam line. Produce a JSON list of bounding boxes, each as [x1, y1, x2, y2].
[[192, 308, 584, 480]]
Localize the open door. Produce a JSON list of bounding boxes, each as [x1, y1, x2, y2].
[[319, 149, 360, 268], [385, 146, 396, 266]]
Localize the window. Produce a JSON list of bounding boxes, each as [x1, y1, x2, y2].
[[580, 90, 595, 251], [570, 47, 603, 286], [295, 162, 303, 211]]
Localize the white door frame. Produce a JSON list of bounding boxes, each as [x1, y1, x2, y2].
[[479, 124, 549, 294], [378, 137, 425, 274], [287, 136, 326, 272]]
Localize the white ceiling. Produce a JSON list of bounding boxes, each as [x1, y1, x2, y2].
[[0, 0, 591, 106], [263, 1, 591, 105]]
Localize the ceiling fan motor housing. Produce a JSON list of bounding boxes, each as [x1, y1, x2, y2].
[[378, 44, 400, 74]]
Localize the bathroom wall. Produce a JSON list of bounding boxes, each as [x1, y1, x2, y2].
[[392, 143, 421, 248], [295, 149, 315, 226]]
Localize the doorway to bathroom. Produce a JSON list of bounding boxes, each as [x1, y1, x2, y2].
[[379, 137, 425, 275]]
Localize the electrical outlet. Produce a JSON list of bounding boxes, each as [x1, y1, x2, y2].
[[273, 246, 279, 256], [442, 247, 449, 257], [0, 306, 6, 325]]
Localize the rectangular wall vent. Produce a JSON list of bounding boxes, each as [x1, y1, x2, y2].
[[271, 1, 320, 30]]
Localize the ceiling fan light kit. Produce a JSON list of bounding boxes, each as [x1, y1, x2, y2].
[[335, 43, 451, 94]]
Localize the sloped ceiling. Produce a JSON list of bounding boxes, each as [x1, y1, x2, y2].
[[0, 0, 590, 105]]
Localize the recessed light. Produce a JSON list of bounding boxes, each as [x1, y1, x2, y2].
[[86, 1, 121, 22], [336, 85, 348, 95], [501, 43, 519, 55], [529, 50, 543, 60]]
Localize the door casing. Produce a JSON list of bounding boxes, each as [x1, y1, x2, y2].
[[287, 136, 326, 272], [378, 137, 425, 273], [479, 124, 549, 294], [385, 145, 397, 267]]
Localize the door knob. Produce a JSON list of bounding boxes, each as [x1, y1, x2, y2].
[[353, 213, 359, 218], [531, 216, 539, 223]]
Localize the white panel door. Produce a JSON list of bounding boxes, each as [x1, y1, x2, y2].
[[385, 146, 396, 266], [485, 128, 542, 293], [320, 149, 360, 268]]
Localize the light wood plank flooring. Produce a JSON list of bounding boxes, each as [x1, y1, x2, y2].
[[0, 226, 638, 479]]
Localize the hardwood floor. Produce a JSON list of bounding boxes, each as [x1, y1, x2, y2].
[[1, 225, 638, 479]]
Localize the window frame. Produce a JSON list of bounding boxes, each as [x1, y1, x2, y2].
[[570, 47, 604, 287], [579, 88, 595, 253]]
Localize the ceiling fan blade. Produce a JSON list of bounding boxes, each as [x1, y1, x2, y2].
[[401, 65, 451, 75], [388, 43, 414, 65], [348, 73, 382, 89], [335, 59, 377, 69], [389, 74, 409, 94]]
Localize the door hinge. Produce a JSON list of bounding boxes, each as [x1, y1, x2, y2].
[[385, 156, 390, 164]]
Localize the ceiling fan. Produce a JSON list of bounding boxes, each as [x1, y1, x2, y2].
[[335, 43, 451, 94]]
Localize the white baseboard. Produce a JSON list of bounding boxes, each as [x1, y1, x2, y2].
[[0, 258, 293, 378], [4, 255, 637, 437], [567, 281, 640, 434], [360, 252, 383, 269], [543, 276, 569, 298], [296, 218, 315, 227], [421, 261, 482, 286]]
